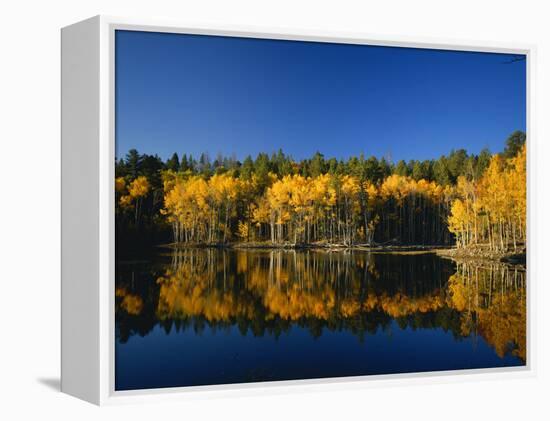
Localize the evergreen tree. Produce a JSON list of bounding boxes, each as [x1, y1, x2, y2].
[[447, 149, 468, 183], [115, 158, 127, 178], [310, 151, 326, 177], [363, 156, 382, 183], [379, 158, 392, 179], [394, 160, 409, 176], [433, 156, 451, 185], [166, 152, 180, 172], [475, 148, 491, 180], [125, 149, 142, 178], [188, 154, 197, 173], [327, 157, 339, 174], [503, 130, 526, 159], [255, 153, 271, 180], [140, 154, 164, 187], [180, 153, 189, 172], [241, 155, 255, 180]]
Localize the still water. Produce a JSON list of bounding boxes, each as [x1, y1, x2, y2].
[[115, 249, 526, 391]]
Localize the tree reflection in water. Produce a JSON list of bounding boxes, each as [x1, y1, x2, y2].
[[115, 249, 525, 362]]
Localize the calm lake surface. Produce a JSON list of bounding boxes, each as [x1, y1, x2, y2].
[[115, 249, 526, 391]]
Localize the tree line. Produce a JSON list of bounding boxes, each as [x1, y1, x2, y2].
[[115, 130, 526, 249]]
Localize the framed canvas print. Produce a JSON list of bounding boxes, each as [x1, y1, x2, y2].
[[61, 16, 533, 405]]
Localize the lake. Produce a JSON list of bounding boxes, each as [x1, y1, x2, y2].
[[115, 248, 526, 391]]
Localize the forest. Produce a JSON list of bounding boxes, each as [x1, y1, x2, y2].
[[115, 130, 526, 252]]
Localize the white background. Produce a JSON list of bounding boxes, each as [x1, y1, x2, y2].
[[1, 0, 548, 419]]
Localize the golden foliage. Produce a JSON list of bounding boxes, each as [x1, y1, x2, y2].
[[448, 145, 526, 251]]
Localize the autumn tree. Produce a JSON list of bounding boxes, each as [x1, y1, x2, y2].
[[448, 143, 526, 251]]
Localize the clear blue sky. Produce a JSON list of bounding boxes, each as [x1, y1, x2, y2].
[[115, 30, 526, 163]]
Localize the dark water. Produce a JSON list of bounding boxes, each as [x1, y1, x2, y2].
[[115, 249, 526, 391]]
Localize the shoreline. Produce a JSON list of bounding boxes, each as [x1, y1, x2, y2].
[[435, 247, 526, 265], [156, 242, 526, 264], [157, 241, 447, 252]]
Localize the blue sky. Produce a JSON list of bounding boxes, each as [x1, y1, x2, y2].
[[115, 30, 526, 163]]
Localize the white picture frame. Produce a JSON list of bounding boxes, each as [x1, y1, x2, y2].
[[61, 15, 536, 405]]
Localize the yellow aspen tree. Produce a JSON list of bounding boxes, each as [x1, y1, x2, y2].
[[120, 176, 150, 225]]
